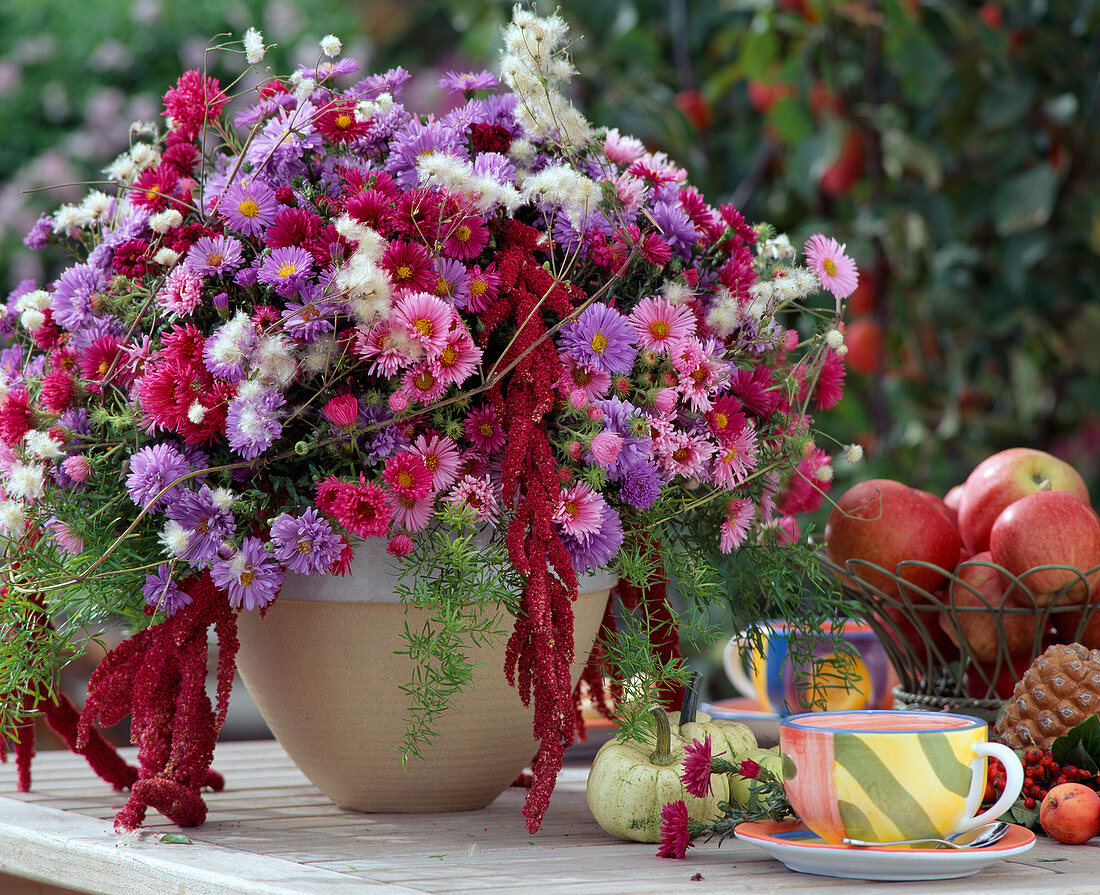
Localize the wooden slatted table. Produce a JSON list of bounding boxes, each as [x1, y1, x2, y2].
[[1, 741, 1099, 894]]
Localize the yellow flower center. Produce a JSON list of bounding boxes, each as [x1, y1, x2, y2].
[[440, 345, 458, 366], [455, 225, 471, 242], [563, 500, 578, 519], [649, 320, 670, 339], [396, 264, 413, 281], [590, 332, 607, 355], [713, 412, 727, 430], [335, 113, 353, 129], [691, 367, 707, 384], [425, 454, 439, 471], [206, 252, 224, 267], [415, 370, 435, 390], [145, 185, 162, 200], [470, 280, 487, 296], [238, 199, 259, 218], [296, 539, 312, 554], [672, 447, 689, 462], [397, 471, 414, 488], [479, 422, 494, 437], [435, 277, 451, 296], [240, 569, 254, 586], [414, 318, 433, 338], [302, 306, 318, 320], [823, 257, 838, 277], [572, 368, 592, 386], [277, 261, 298, 279]]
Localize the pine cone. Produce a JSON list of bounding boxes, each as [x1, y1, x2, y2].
[[996, 643, 1100, 750]]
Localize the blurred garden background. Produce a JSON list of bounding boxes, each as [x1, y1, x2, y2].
[[4, 0, 1097, 506]]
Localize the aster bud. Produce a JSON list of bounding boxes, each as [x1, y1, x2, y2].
[[294, 440, 311, 456]]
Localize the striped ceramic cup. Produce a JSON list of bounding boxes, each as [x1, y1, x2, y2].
[[780, 710, 1023, 844]]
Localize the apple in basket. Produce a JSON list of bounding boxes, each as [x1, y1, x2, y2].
[[939, 552, 1036, 663], [957, 447, 1090, 555], [989, 491, 1100, 607], [824, 478, 961, 598]]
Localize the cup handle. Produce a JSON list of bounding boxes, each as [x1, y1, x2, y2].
[[722, 634, 757, 699], [955, 741, 1024, 833]]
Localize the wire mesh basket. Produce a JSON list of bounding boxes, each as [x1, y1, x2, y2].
[[819, 553, 1100, 710]]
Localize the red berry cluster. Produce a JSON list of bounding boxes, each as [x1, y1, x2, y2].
[[989, 749, 1096, 810]]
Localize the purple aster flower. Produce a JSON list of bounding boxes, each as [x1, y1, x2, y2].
[[226, 389, 285, 460], [387, 119, 468, 186], [299, 57, 360, 81], [592, 396, 652, 479], [560, 503, 624, 574], [247, 102, 323, 170], [220, 178, 278, 238], [472, 151, 515, 184], [202, 313, 257, 381], [280, 284, 335, 341], [166, 484, 236, 563], [58, 408, 90, 435], [620, 460, 662, 509], [431, 257, 470, 308], [185, 234, 244, 276], [648, 200, 698, 260], [438, 70, 499, 93], [269, 507, 343, 575], [232, 92, 296, 130], [24, 214, 52, 250], [126, 443, 192, 510], [352, 66, 411, 100], [463, 94, 520, 130], [0, 344, 22, 380], [210, 536, 284, 610], [51, 263, 107, 331], [257, 246, 313, 298], [560, 303, 637, 375], [234, 265, 259, 288], [142, 563, 192, 617]]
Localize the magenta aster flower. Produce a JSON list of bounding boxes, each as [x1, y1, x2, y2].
[[383, 452, 432, 501], [211, 537, 284, 610], [737, 758, 762, 779], [629, 296, 695, 354], [382, 239, 436, 293], [321, 394, 359, 428], [465, 263, 501, 313], [463, 405, 506, 454], [681, 735, 715, 798], [559, 302, 636, 375], [387, 533, 414, 557], [401, 363, 448, 404], [327, 475, 394, 538], [705, 394, 747, 444], [803, 233, 858, 299], [710, 425, 758, 489], [412, 433, 461, 492], [220, 179, 278, 237], [656, 800, 693, 859], [441, 212, 490, 261]]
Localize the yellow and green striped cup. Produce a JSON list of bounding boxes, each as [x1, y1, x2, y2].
[[780, 710, 1023, 844]]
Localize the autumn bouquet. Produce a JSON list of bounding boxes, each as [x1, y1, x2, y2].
[[0, 7, 857, 833]]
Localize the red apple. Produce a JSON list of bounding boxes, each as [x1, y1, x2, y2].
[[957, 448, 1089, 554], [965, 651, 1033, 700], [989, 491, 1100, 606], [939, 552, 1036, 662], [875, 603, 959, 679], [1053, 586, 1100, 647], [825, 479, 962, 598], [944, 484, 965, 512], [915, 488, 958, 528]]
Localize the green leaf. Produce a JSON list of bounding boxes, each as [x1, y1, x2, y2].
[[1051, 714, 1100, 772], [159, 834, 193, 845], [993, 164, 1060, 236], [1009, 802, 1040, 829]]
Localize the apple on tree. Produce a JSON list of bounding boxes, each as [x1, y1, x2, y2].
[[956, 447, 1089, 555]]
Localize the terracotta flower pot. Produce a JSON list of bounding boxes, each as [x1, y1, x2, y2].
[[235, 540, 613, 812]]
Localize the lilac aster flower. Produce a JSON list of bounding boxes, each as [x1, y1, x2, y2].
[[166, 484, 236, 563], [226, 389, 285, 460], [126, 443, 192, 510], [269, 508, 342, 575], [560, 303, 637, 375], [620, 460, 662, 509], [387, 120, 468, 186], [299, 57, 360, 81], [0, 344, 22, 380], [220, 179, 278, 237], [438, 70, 499, 93], [431, 257, 470, 308], [142, 563, 192, 617], [234, 265, 259, 287], [352, 66, 411, 100], [24, 214, 53, 250], [51, 263, 107, 331], [463, 94, 520, 131], [210, 537, 284, 610], [247, 102, 323, 170], [280, 284, 335, 341], [560, 503, 625, 574], [202, 312, 257, 381], [649, 200, 698, 260], [257, 246, 313, 298], [185, 234, 244, 276]]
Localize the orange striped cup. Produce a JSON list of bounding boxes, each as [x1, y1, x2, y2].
[[780, 710, 1023, 844]]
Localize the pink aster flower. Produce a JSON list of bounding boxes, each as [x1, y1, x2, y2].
[[629, 296, 695, 354], [392, 493, 434, 532], [61, 454, 90, 482], [555, 355, 612, 407], [671, 339, 725, 412], [49, 518, 85, 555], [656, 800, 693, 860], [681, 735, 717, 798], [446, 474, 498, 522], [383, 240, 436, 293], [393, 291, 452, 356], [706, 394, 747, 444], [656, 430, 714, 479], [412, 433, 461, 492], [719, 497, 755, 553], [163, 70, 229, 140], [383, 452, 432, 501], [401, 363, 448, 404], [465, 263, 501, 313], [552, 482, 606, 539], [322, 394, 359, 428], [803, 233, 859, 299], [442, 211, 490, 260], [463, 405, 506, 454], [710, 425, 758, 489], [355, 321, 410, 378], [589, 430, 623, 467], [155, 267, 204, 316], [429, 328, 482, 387]]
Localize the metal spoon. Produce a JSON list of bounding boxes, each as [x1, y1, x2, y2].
[[841, 821, 1011, 849]]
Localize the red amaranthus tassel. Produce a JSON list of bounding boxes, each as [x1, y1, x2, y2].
[[485, 220, 585, 833], [78, 571, 237, 829]]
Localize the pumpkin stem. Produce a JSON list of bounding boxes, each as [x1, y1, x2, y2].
[[648, 707, 677, 765], [678, 671, 702, 727]]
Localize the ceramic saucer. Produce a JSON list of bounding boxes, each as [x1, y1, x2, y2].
[[733, 819, 1036, 881], [700, 698, 781, 746]]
